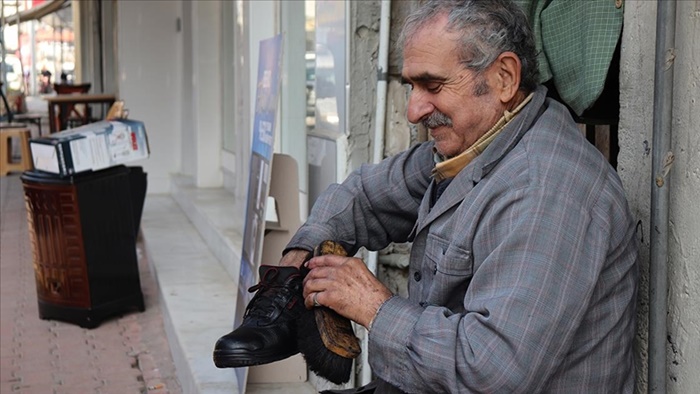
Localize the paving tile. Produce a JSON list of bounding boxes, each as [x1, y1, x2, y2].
[[10, 382, 56, 393], [0, 363, 20, 384], [55, 381, 101, 394], [14, 371, 59, 387], [0, 175, 182, 394], [15, 356, 56, 373], [53, 357, 97, 372]]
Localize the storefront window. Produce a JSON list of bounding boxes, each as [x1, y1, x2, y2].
[[222, 0, 249, 154], [312, 0, 346, 138], [306, 0, 347, 210], [305, 0, 316, 131], [1, 0, 74, 96]]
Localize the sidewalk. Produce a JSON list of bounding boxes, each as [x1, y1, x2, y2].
[[0, 173, 182, 393]]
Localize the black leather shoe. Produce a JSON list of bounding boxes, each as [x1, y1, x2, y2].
[[213, 265, 305, 368]]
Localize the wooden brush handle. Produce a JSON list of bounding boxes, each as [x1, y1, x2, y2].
[[313, 241, 361, 359]]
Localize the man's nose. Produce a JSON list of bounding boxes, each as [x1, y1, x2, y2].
[[406, 90, 434, 124]]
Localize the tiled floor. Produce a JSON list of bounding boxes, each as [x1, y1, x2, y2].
[[0, 174, 182, 393]]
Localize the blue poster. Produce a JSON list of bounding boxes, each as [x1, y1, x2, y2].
[[234, 33, 283, 392]]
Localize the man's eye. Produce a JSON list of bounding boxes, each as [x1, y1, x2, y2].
[[425, 82, 442, 93]]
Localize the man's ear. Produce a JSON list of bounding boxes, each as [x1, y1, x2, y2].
[[490, 51, 522, 103]]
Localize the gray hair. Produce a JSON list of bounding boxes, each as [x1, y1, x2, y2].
[[400, 0, 539, 93]]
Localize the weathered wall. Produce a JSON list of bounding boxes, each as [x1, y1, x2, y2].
[[347, 0, 424, 166], [659, 0, 700, 391], [347, 0, 381, 172], [667, 1, 700, 393], [618, 2, 655, 390], [619, 1, 700, 392]]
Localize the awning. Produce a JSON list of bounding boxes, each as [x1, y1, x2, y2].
[[2, 0, 70, 26]]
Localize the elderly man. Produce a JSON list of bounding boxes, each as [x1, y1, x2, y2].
[[215, 0, 638, 392]]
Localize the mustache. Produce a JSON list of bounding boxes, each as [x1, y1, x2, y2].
[[422, 110, 452, 129]]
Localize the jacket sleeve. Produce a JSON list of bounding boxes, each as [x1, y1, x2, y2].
[[285, 141, 434, 255]]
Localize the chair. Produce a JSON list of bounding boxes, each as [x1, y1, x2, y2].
[[12, 112, 44, 136], [1, 87, 46, 136], [105, 100, 127, 120], [0, 82, 36, 133], [0, 127, 33, 176], [53, 83, 92, 129]]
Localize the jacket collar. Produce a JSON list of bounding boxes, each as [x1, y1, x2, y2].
[[413, 86, 549, 235], [432, 92, 534, 182], [469, 85, 548, 184]]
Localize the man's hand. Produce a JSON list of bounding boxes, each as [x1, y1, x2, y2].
[[302, 254, 393, 329], [279, 249, 310, 268]]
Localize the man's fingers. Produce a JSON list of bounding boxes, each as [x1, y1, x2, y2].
[[305, 254, 352, 269], [302, 275, 333, 298], [304, 291, 322, 309]]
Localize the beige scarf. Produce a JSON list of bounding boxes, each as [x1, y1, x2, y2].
[[432, 93, 534, 182]]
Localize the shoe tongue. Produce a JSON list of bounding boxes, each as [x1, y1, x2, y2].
[[258, 265, 300, 285]]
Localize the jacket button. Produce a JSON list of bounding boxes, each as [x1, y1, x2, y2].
[[414, 271, 422, 281]]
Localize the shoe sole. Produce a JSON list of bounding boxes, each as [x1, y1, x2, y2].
[[213, 348, 299, 368]]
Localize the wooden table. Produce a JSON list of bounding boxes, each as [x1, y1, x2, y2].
[[45, 93, 117, 134]]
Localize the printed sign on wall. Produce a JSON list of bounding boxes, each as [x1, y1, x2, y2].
[[233, 33, 283, 392]]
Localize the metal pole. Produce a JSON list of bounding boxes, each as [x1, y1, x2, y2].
[[30, 19, 36, 95], [362, 0, 391, 386], [648, 0, 677, 392]]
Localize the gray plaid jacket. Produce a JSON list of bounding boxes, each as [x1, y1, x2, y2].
[[287, 86, 638, 393]]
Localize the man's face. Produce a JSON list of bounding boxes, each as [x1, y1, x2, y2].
[[402, 15, 504, 158]]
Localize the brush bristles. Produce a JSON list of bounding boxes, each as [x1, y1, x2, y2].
[[296, 307, 354, 384]]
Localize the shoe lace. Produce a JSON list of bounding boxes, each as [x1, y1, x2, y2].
[[244, 268, 297, 319]]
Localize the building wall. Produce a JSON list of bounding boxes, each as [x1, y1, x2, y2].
[[117, 0, 270, 193], [664, 2, 700, 390], [347, 0, 380, 172], [618, 1, 700, 392], [190, 0, 223, 188], [116, 0, 182, 193]]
